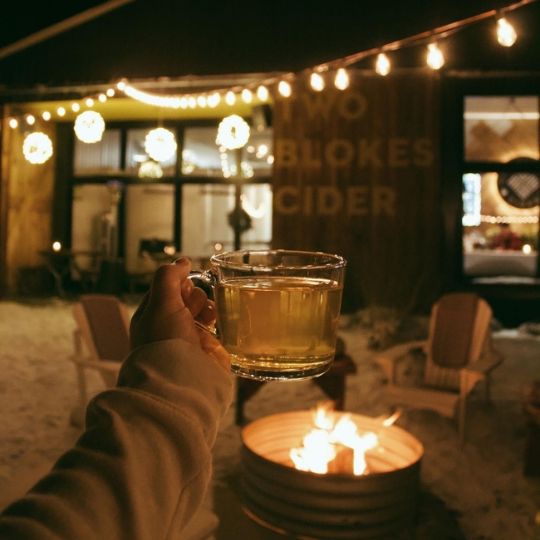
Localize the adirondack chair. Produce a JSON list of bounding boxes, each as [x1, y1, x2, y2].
[[374, 293, 503, 442]]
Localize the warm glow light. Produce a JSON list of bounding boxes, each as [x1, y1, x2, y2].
[[241, 88, 253, 103], [144, 128, 177, 162], [497, 17, 517, 47], [52, 241, 62, 252], [255, 144, 269, 158], [117, 81, 126, 91], [481, 214, 538, 224], [85, 98, 95, 107], [180, 97, 188, 109], [216, 114, 250, 150], [278, 80, 292, 98], [256, 85, 269, 101], [57, 107, 66, 117], [197, 95, 207, 108], [334, 68, 349, 90], [25, 114, 36, 126], [138, 160, 163, 179], [42, 111, 51, 121], [188, 96, 197, 109], [122, 84, 182, 108], [208, 92, 221, 108], [426, 43, 445, 70], [522, 244, 532, 254], [225, 91, 236, 106], [71, 102, 80, 112], [8, 118, 18, 129], [74, 111, 106, 143], [375, 52, 391, 76], [23, 132, 53, 164], [106, 88, 115, 97], [310, 72, 325, 92], [98, 93, 107, 103]]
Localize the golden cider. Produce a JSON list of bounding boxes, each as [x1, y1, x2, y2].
[[215, 276, 343, 380]]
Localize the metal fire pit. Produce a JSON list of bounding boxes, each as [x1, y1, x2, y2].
[[241, 411, 423, 539]]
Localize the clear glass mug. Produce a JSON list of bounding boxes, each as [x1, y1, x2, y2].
[[190, 249, 346, 381]]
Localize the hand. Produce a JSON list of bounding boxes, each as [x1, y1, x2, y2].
[[130, 258, 229, 370]]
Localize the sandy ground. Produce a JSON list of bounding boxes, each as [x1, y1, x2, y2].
[[0, 298, 539, 539]]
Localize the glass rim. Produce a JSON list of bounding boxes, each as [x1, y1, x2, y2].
[[210, 249, 347, 272]]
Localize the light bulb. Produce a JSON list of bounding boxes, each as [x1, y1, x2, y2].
[[256, 85, 269, 101], [188, 97, 197, 109], [57, 107, 66, 117], [52, 241, 62, 252], [71, 102, 80, 112], [25, 114, 35, 126], [106, 88, 115, 97], [375, 53, 391, 76], [208, 93, 221, 108], [225, 91, 236, 106], [310, 72, 325, 92], [241, 88, 253, 103], [334, 68, 349, 90], [180, 97, 188, 109], [426, 43, 445, 70], [497, 17, 517, 47], [23, 132, 53, 164], [74, 111, 106, 143], [42, 111, 51, 121], [85, 98, 94, 107], [144, 128, 177, 162], [98, 93, 107, 103], [197, 95, 207, 108], [278, 80, 292, 98], [8, 118, 18, 129], [215, 114, 250, 150], [117, 81, 126, 91]]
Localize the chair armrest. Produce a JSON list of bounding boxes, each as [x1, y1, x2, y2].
[[70, 357, 122, 373], [374, 340, 427, 383], [464, 349, 503, 376]]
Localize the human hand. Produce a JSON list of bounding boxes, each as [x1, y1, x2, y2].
[[130, 258, 229, 370]]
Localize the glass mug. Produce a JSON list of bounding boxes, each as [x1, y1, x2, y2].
[[190, 249, 346, 381]]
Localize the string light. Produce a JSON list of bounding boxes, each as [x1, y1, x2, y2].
[[334, 68, 350, 90], [310, 72, 325, 92], [241, 88, 253, 103], [196, 95, 207, 107], [42, 111, 51, 121], [23, 132, 53, 164], [71, 102, 80, 112], [278, 80, 292, 98], [496, 17, 517, 46], [225, 91, 236, 106], [98, 93, 107, 103], [208, 92, 221, 108], [8, 118, 18, 129], [57, 107, 66, 117], [106, 88, 115, 97], [216, 114, 250, 150], [256, 85, 269, 101], [188, 96, 197, 109], [426, 42, 445, 70], [25, 114, 35, 126], [74, 111, 105, 143], [122, 83, 182, 108], [375, 53, 391, 76]]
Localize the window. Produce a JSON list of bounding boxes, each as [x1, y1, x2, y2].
[[462, 96, 539, 278], [74, 129, 121, 176]]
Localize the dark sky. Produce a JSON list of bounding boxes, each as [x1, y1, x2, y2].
[[0, 0, 538, 89]]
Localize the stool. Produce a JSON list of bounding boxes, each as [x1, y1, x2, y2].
[[235, 337, 357, 425]]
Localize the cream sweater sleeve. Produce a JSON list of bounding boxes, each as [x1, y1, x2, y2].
[[0, 338, 233, 540]]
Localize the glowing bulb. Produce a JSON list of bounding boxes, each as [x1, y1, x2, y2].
[[98, 93, 107, 103], [497, 17, 517, 47], [215, 114, 250, 150], [241, 88, 253, 103], [522, 244, 532, 254], [225, 91, 236, 106], [71, 102, 80, 112], [188, 96, 197, 109], [57, 107, 66, 117], [144, 128, 177, 162], [52, 241, 62, 252], [85, 98, 94, 107], [208, 93, 221, 108], [197, 95, 207, 108], [256, 85, 269, 101], [22, 132, 53, 164], [106, 88, 115, 97], [74, 111, 106, 143], [25, 114, 35, 126], [334, 68, 349, 90], [278, 80, 292, 98], [310, 72, 325, 92], [375, 53, 391, 76], [8, 118, 18, 129], [180, 97, 188, 109], [117, 81, 126, 91], [42, 111, 51, 121], [426, 43, 445, 70]]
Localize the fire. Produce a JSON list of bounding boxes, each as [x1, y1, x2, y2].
[[289, 403, 400, 476]]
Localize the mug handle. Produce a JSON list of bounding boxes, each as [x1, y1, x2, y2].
[[188, 270, 219, 336]]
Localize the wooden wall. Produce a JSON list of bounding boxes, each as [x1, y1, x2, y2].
[[1, 111, 55, 292]]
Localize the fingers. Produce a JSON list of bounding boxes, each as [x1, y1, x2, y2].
[[197, 300, 216, 325], [131, 290, 150, 329], [199, 332, 230, 371], [149, 258, 191, 312], [184, 286, 207, 317]]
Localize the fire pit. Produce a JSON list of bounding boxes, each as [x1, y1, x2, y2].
[[241, 405, 423, 539]]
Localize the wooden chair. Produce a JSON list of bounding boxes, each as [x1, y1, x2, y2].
[[374, 293, 503, 442]]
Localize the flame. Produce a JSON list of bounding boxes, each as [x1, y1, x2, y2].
[[290, 403, 381, 476]]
